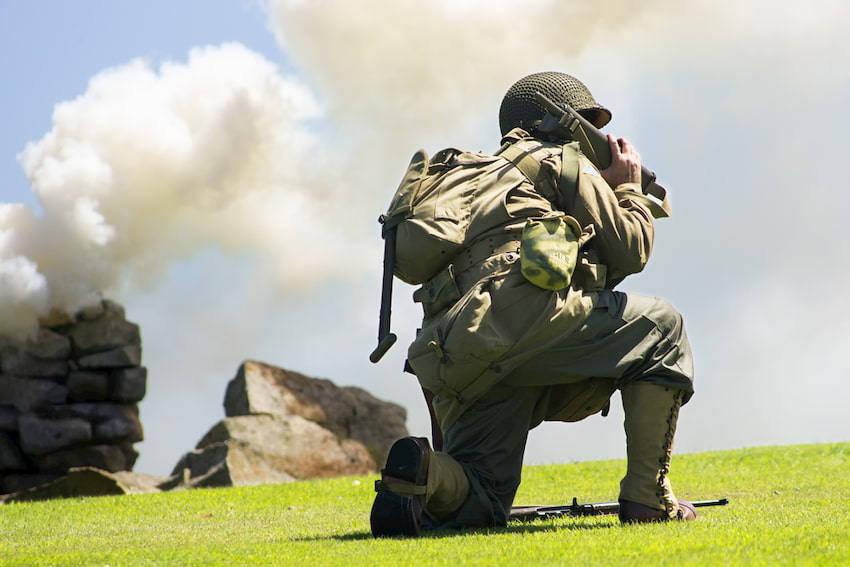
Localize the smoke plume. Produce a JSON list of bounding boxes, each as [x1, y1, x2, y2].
[[3, 43, 367, 338]]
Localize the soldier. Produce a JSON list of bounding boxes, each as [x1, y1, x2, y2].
[[371, 72, 696, 537]]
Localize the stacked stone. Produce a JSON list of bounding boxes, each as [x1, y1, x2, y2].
[[0, 300, 146, 496]]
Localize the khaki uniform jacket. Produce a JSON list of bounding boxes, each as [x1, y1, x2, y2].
[[407, 128, 655, 431]]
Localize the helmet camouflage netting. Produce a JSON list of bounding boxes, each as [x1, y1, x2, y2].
[[499, 72, 612, 136]]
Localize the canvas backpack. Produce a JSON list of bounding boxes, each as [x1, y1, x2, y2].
[[380, 147, 502, 285], [380, 139, 581, 286], [369, 139, 579, 363]]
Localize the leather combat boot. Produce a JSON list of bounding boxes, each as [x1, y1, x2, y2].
[[371, 437, 432, 537], [619, 499, 697, 523], [618, 382, 696, 523]]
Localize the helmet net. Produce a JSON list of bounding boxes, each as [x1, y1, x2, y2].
[[498, 72, 611, 136]]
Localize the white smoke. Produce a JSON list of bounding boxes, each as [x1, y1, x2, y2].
[[267, 0, 671, 144], [4, 42, 370, 339]]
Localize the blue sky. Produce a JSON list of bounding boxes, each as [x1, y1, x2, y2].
[[1, 2, 283, 203], [2, 0, 849, 480]]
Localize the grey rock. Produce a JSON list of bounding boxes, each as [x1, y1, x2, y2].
[[0, 351, 68, 377], [35, 443, 135, 474], [0, 328, 71, 377], [0, 376, 67, 412], [0, 406, 17, 431], [223, 360, 407, 464], [166, 441, 295, 490], [170, 413, 376, 488], [50, 402, 139, 423], [0, 433, 28, 472], [77, 346, 141, 369], [0, 328, 72, 360], [18, 414, 92, 456], [2, 467, 164, 503], [0, 473, 61, 495], [110, 367, 147, 402], [93, 414, 144, 444], [68, 371, 110, 401], [67, 301, 138, 356]]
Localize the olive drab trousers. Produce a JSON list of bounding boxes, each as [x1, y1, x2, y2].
[[420, 290, 695, 528]]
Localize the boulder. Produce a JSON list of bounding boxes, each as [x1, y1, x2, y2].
[[224, 360, 407, 463], [166, 413, 376, 489]]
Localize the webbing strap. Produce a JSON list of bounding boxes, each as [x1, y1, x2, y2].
[[496, 142, 560, 206], [642, 181, 672, 218], [498, 142, 541, 179], [451, 236, 521, 274], [558, 141, 581, 210], [498, 141, 582, 212]]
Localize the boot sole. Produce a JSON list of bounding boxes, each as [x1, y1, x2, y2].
[[371, 490, 423, 537]]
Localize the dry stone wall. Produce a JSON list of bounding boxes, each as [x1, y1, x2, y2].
[[0, 299, 146, 496], [0, 322, 411, 502]]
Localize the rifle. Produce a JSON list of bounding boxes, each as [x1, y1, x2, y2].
[[534, 91, 671, 218], [510, 497, 729, 522]]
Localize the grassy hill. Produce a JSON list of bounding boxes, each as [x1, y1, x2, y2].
[[0, 442, 847, 566]]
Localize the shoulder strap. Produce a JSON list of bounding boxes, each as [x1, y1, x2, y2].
[[496, 142, 560, 207], [558, 141, 581, 210], [497, 141, 579, 211]]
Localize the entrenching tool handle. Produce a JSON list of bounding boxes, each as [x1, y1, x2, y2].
[[370, 221, 397, 363], [370, 333, 397, 363]]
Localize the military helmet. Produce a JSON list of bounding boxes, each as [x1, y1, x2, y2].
[[498, 72, 612, 136]]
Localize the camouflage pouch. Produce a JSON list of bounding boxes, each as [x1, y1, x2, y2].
[[520, 211, 582, 291]]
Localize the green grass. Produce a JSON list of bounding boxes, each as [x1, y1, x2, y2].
[[1, 443, 848, 566]]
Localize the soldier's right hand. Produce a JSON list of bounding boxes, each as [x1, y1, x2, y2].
[[600, 134, 641, 188]]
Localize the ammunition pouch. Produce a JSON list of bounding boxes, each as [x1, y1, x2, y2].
[[413, 265, 462, 320]]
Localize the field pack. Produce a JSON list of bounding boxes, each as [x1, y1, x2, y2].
[[369, 140, 579, 362], [380, 147, 512, 285]]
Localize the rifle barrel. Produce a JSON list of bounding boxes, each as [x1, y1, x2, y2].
[[691, 498, 730, 508]]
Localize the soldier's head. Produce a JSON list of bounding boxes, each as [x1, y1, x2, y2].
[[498, 72, 611, 137]]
